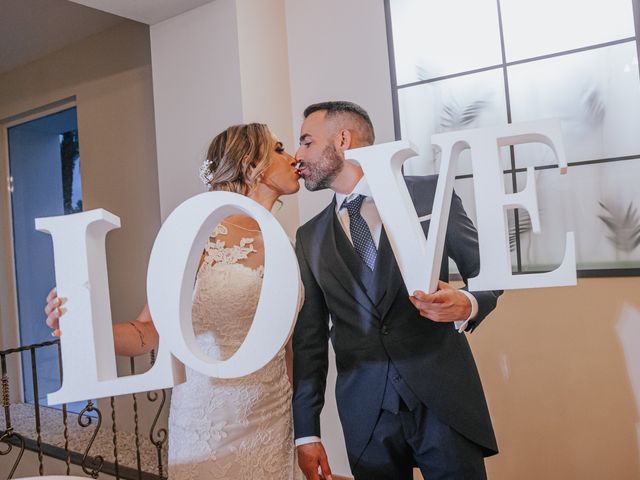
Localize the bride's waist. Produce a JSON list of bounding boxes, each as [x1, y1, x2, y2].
[[194, 332, 255, 349], [181, 351, 289, 387], [193, 333, 285, 358]]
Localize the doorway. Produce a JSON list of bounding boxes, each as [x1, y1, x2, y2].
[[6, 106, 84, 411]]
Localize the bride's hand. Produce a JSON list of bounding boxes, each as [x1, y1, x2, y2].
[[44, 287, 67, 337]]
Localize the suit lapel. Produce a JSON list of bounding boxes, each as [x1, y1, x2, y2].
[[377, 227, 405, 319], [332, 213, 371, 293], [368, 229, 392, 306], [318, 198, 380, 320], [377, 181, 432, 320]]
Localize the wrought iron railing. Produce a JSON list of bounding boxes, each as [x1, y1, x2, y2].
[[0, 340, 168, 479]]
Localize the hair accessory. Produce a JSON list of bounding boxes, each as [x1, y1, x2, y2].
[[199, 159, 213, 186]]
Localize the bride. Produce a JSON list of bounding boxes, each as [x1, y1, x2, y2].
[[45, 123, 304, 479]]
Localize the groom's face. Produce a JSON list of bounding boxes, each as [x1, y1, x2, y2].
[[295, 111, 344, 192]]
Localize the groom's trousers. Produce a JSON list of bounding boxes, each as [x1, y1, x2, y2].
[[350, 364, 487, 480]]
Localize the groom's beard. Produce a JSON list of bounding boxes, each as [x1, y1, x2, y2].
[[302, 144, 344, 191]]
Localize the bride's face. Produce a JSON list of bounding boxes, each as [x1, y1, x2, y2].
[[258, 138, 301, 196]]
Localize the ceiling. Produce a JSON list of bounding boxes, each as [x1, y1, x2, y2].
[[0, 0, 218, 76], [67, 0, 216, 25], [0, 0, 128, 75]]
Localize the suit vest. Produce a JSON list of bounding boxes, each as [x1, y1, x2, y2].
[[332, 213, 420, 413]]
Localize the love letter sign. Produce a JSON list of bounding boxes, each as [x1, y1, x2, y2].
[[36, 193, 301, 405], [36, 119, 576, 406]]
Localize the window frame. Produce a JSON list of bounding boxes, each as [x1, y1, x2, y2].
[[383, 0, 640, 277]]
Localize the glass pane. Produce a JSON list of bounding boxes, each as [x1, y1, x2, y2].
[[398, 69, 509, 176], [513, 159, 640, 272], [500, 0, 636, 61], [448, 177, 476, 277], [448, 174, 517, 276], [7, 107, 87, 413], [390, 0, 503, 85], [508, 43, 640, 168]]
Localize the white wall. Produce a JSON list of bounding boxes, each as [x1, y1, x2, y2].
[[236, 0, 299, 235], [150, 0, 301, 237], [150, 0, 244, 222], [285, 0, 395, 224]]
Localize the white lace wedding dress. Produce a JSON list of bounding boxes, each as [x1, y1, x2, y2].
[[167, 224, 302, 479]]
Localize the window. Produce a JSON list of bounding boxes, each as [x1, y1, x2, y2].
[[385, 0, 640, 275]]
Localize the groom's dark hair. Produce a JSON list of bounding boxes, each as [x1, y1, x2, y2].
[[303, 101, 375, 145]]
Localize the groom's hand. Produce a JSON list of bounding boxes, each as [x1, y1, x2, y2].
[[410, 280, 471, 322], [297, 442, 332, 480]]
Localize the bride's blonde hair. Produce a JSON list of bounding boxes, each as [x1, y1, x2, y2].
[[199, 123, 273, 195]]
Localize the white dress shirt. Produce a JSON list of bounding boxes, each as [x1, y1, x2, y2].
[[295, 177, 477, 447]]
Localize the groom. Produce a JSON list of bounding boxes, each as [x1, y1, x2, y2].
[[292, 101, 502, 480]]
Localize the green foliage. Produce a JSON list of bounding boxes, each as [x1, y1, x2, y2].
[[598, 200, 640, 253], [60, 130, 80, 214], [582, 85, 606, 126], [439, 99, 489, 131], [71, 199, 83, 214], [508, 209, 533, 252]]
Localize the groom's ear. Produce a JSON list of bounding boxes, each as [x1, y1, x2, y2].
[[336, 129, 353, 152]]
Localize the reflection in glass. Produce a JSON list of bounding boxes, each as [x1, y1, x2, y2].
[[514, 160, 640, 271], [389, 0, 640, 276], [389, 0, 502, 85], [60, 130, 82, 214], [448, 174, 517, 276], [500, 0, 635, 61], [448, 177, 475, 277], [398, 69, 509, 176], [508, 43, 640, 167]]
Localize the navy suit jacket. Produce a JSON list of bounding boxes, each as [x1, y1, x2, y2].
[[292, 175, 501, 463]]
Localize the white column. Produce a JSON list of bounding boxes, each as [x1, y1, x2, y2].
[[235, 0, 300, 236], [150, 0, 244, 221]]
